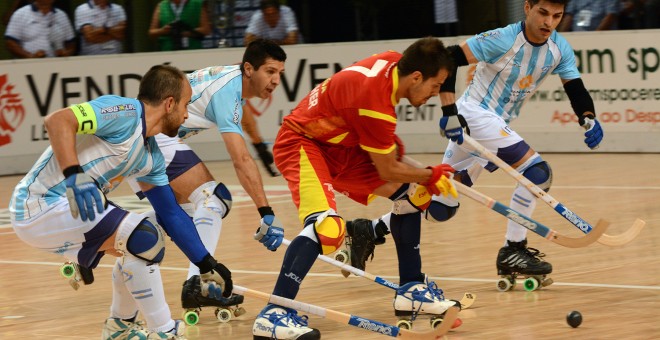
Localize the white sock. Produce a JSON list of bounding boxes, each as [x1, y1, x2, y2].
[[505, 184, 536, 243], [187, 181, 225, 278], [119, 253, 174, 332], [110, 257, 138, 320]]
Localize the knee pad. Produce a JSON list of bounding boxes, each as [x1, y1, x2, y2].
[[392, 184, 431, 214], [213, 182, 232, 218], [425, 200, 460, 223], [311, 209, 346, 255], [117, 214, 166, 264], [522, 160, 552, 192]]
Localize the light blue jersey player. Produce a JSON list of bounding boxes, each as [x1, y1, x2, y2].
[[129, 39, 288, 326], [347, 0, 604, 288], [9, 65, 233, 339]]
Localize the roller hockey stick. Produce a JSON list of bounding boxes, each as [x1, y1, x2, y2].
[[233, 284, 459, 339], [454, 180, 609, 248], [460, 134, 645, 247], [281, 239, 476, 310]]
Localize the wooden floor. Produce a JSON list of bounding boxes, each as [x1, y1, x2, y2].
[[0, 153, 658, 339]]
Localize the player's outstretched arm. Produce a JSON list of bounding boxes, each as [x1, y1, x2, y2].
[[438, 42, 474, 144], [142, 183, 233, 297], [562, 78, 603, 149]]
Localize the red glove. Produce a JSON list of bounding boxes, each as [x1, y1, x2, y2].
[[393, 134, 405, 161], [420, 164, 457, 197]]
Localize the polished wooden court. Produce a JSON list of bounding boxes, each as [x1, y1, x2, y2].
[[1, 153, 658, 339]]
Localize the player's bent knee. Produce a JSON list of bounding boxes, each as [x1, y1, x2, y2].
[[313, 210, 346, 255], [213, 182, 232, 218], [523, 161, 552, 192], [425, 201, 460, 223], [126, 218, 166, 264]]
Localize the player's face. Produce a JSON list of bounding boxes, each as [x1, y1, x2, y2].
[[408, 69, 448, 107], [524, 0, 564, 44], [249, 58, 285, 99], [163, 80, 192, 137]]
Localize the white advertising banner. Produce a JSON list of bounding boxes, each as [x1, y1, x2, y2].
[[0, 30, 658, 175]]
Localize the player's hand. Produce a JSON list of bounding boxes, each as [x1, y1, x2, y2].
[[200, 259, 233, 298], [581, 117, 603, 150], [64, 169, 106, 221], [421, 164, 458, 198], [439, 104, 469, 145], [254, 214, 284, 251]]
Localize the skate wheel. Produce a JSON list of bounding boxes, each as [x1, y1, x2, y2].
[[60, 263, 76, 278], [183, 310, 200, 326], [523, 277, 539, 291], [396, 319, 412, 329], [496, 278, 512, 292], [430, 317, 443, 329], [233, 306, 247, 317], [215, 308, 232, 323], [334, 250, 349, 264]]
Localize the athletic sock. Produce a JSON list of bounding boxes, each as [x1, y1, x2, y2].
[[389, 212, 423, 285], [272, 235, 319, 299], [186, 182, 224, 279], [505, 185, 536, 243]]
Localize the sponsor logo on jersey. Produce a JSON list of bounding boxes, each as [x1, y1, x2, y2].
[[100, 103, 137, 114], [476, 31, 500, 41]]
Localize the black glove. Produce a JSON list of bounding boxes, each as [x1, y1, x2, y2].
[[195, 254, 233, 298]]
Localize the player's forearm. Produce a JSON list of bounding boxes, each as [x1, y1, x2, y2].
[[44, 109, 82, 171], [236, 159, 270, 208]]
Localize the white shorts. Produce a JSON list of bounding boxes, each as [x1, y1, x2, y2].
[[442, 99, 528, 181], [11, 198, 129, 268]]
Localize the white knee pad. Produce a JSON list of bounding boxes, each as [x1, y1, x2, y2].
[[392, 184, 431, 215], [115, 213, 166, 264], [189, 181, 231, 219]]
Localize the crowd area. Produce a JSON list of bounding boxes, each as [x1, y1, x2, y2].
[[2, 0, 658, 60]]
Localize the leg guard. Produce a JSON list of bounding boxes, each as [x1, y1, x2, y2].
[[521, 159, 552, 192], [115, 213, 166, 264], [425, 200, 460, 223], [213, 182, 232, 218], [310, 209, 346, 255], [392, 183, 432, 214]]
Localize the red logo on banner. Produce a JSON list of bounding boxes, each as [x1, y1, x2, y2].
[[0, 75, 25, 147]]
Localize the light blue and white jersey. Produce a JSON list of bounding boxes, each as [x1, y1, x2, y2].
[[177, 65, 245, 139], [10, 95, 168, 221], [461, 22, 581, 123]]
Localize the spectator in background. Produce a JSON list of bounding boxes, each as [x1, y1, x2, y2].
[[433, 0, 459, 37], [4, 0, 76, 58], [2, 0, 70, 26], [244, 0, 299, 45], [148, 0, 211, 51], [75, 0, 126, 55], [558, 0, 620, 31]]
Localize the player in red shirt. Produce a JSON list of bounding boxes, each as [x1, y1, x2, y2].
[[252, 37, 461, 339]]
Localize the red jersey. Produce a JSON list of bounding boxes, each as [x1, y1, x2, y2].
[[283, 51, 401, 155]]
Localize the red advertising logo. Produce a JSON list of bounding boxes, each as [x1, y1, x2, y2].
[[0, 75, 25, 146]]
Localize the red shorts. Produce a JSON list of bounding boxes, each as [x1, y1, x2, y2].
[[273, 127, 386, 224]]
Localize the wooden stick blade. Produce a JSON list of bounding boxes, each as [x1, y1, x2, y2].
[[397, 306, 459, 340], [553, 219, 610, 248], [597, 218, 646, 247]]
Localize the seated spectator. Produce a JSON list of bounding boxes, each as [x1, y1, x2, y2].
[[244, 0, 300, 45], [4, 0, 76, 58], [559, 0, 620, 31], [148, 0, 211, 51], [75, 0, 126, 55]]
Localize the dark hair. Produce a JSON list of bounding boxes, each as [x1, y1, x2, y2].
[[260, 0, 280, 11], [137, 65, 186, 106], [398, 37, 453, 80], [241, 38, 287, 72], [527, 0, 569, 7]]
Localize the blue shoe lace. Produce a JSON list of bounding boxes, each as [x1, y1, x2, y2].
[[400, 279, 447, 321], [266, 306, 310, 339]]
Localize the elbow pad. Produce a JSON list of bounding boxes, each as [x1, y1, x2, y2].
[[563, 78, 595, 125], [440, 45, 469, 93]]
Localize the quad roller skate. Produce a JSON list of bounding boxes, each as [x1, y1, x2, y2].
[[60, 261, 94, 290], [496, 239, 553, 292], [393, 276, 462, 330], [181, 275, 246, 326], [334, 218, 388, 277]]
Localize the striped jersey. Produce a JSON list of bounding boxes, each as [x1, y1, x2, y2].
[[10, 95, 168, 221], [461, 21, 580, 122], [282, 51, 401, 155], [176, 65, 245, 140]]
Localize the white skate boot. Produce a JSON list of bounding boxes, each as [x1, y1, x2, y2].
[[393, 277, 462, 329], [102, 317, 145, 340], [252, 304, 321, 339]]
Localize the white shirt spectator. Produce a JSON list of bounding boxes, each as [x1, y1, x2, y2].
[[4, 4, 75, 57], [245, 5, 298, 41], [75, 1, 127, 55]]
